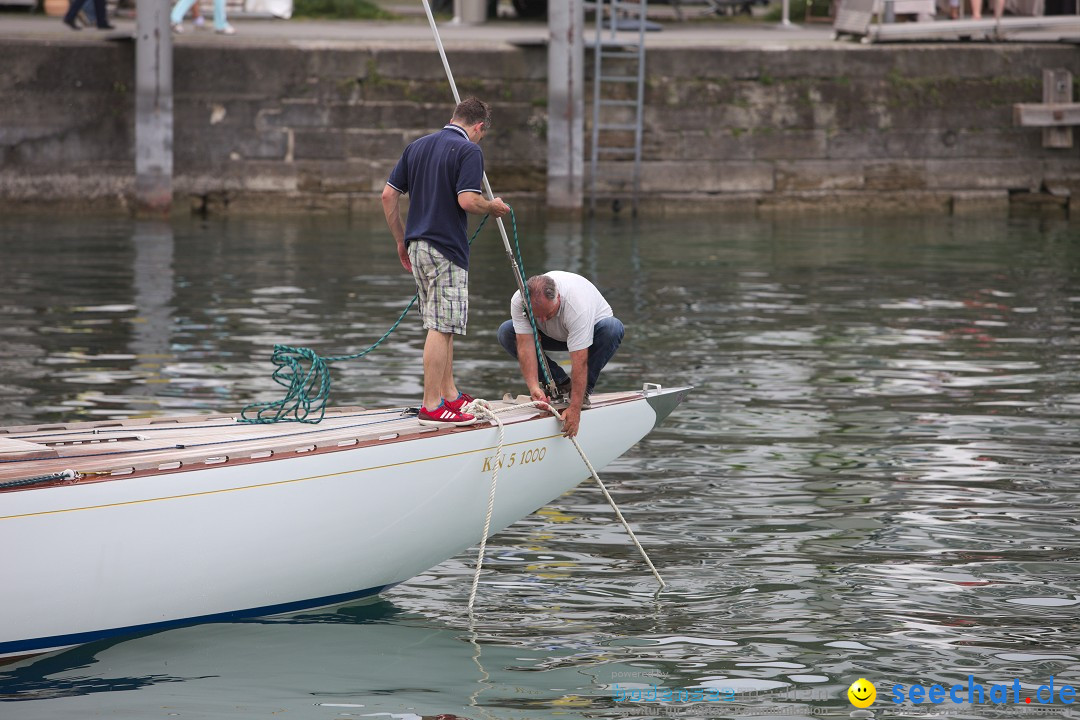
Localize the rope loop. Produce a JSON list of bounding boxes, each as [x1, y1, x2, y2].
[[240, 344, 334, 425]]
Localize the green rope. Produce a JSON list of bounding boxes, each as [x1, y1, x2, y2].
[[0, 469, 77, 490], [240, 215, 490, 425], [507, 209, 555, 391]]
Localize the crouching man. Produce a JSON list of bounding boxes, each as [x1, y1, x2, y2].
[[497, 272, 624, 437]]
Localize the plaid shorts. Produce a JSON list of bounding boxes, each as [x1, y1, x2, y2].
[[409, 240, 469, 335]]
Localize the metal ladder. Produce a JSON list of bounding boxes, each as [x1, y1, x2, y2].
[[589, 0, 648, 215]]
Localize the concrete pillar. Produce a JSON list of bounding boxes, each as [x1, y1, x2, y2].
[[547, 0, 585, 211], [134, 0, 173, 215]]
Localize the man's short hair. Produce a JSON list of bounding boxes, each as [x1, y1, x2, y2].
[[527, 275, 557, 302], [453, 97, 492, 130]]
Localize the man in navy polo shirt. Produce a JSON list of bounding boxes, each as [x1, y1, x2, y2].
[[381, 97, 511, 427]]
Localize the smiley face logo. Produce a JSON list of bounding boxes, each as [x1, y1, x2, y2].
[[847, 678, 876, 708]]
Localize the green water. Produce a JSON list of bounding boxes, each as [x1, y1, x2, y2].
[[1, 212, 1078, 720]]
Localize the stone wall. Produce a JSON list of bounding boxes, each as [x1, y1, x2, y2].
[[641, 44, 1080, 213], [1, 37, 1077, 213]]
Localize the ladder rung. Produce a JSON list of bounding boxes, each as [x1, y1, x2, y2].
[[597, 123, 638, 131], [601, 50, 640, 59], [596, 147, 637, 155], [599, 99, 638, 107], [599, 75, 638, 83], [590, 40, 642, 48]]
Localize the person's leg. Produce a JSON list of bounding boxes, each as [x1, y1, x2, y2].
[[422, 329, 453, 411], [63, 0, 82, 26], [585, 317, 624, 393], [79, 0, 95, 25], [90, 0, 110, 28], [497, 320, 518, 358], [213, 0, 233, 33], [441, 334, 458, 403], [171, 0, 196, 25], [410, 239, 469, 412]]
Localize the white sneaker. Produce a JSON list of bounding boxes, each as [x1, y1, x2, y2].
[[215, 23, 236, 34], [171, 22, 184, 33], [193, 15, 205, 27]]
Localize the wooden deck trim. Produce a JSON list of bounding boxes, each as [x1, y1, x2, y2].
[[0, 438, 59, 461], [0, 394, 640, 490]]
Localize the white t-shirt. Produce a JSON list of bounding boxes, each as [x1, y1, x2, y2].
[[510, 271, 613, 352]]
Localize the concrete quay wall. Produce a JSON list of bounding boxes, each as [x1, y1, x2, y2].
[[1, 37, 1078, 214]]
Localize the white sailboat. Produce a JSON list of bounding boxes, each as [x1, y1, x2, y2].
[[0, 385, 689, 661]]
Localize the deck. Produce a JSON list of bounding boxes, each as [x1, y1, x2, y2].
[[0, 392, 637, 489]]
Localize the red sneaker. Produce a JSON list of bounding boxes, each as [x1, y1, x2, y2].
[[418, 401, 476, 427], [444, 392, 474, 413]]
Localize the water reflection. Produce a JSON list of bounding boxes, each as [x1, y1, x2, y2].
[[128, 221, 175, 414], [0, 213, 1079, 719]]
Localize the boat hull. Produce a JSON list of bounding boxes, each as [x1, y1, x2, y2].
[[0, 386, 688, 658]]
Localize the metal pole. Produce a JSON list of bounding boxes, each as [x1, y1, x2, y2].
[[547, 0, 584, 210], [134, 0, 173, 215], [632, 0, 646, 216], [590, 0, 603, 215], [420, 0, 561, 399]]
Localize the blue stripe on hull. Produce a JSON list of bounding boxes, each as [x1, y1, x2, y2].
[[0, 583, 395, 658]]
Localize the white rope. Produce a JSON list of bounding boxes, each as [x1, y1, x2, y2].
[[563, 431, 667, 589], [463, 398, 666, 616], [463, 398, 507, 617]]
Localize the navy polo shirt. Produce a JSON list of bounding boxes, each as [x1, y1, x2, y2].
[[386, 124, 485, 271]]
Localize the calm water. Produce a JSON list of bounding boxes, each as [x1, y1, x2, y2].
[[1, 211, 1079, 720]]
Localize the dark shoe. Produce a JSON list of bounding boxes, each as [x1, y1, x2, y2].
[[555, 377, 572, 394], [63, 16, 81, 30], [418, 402, 476, 427], [97, 22, 116, 29]]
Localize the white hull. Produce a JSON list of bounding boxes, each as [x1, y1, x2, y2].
[[0, 386, 688, 659]]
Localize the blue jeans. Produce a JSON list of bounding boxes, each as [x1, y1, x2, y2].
[[497, 317, 624, 394]]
